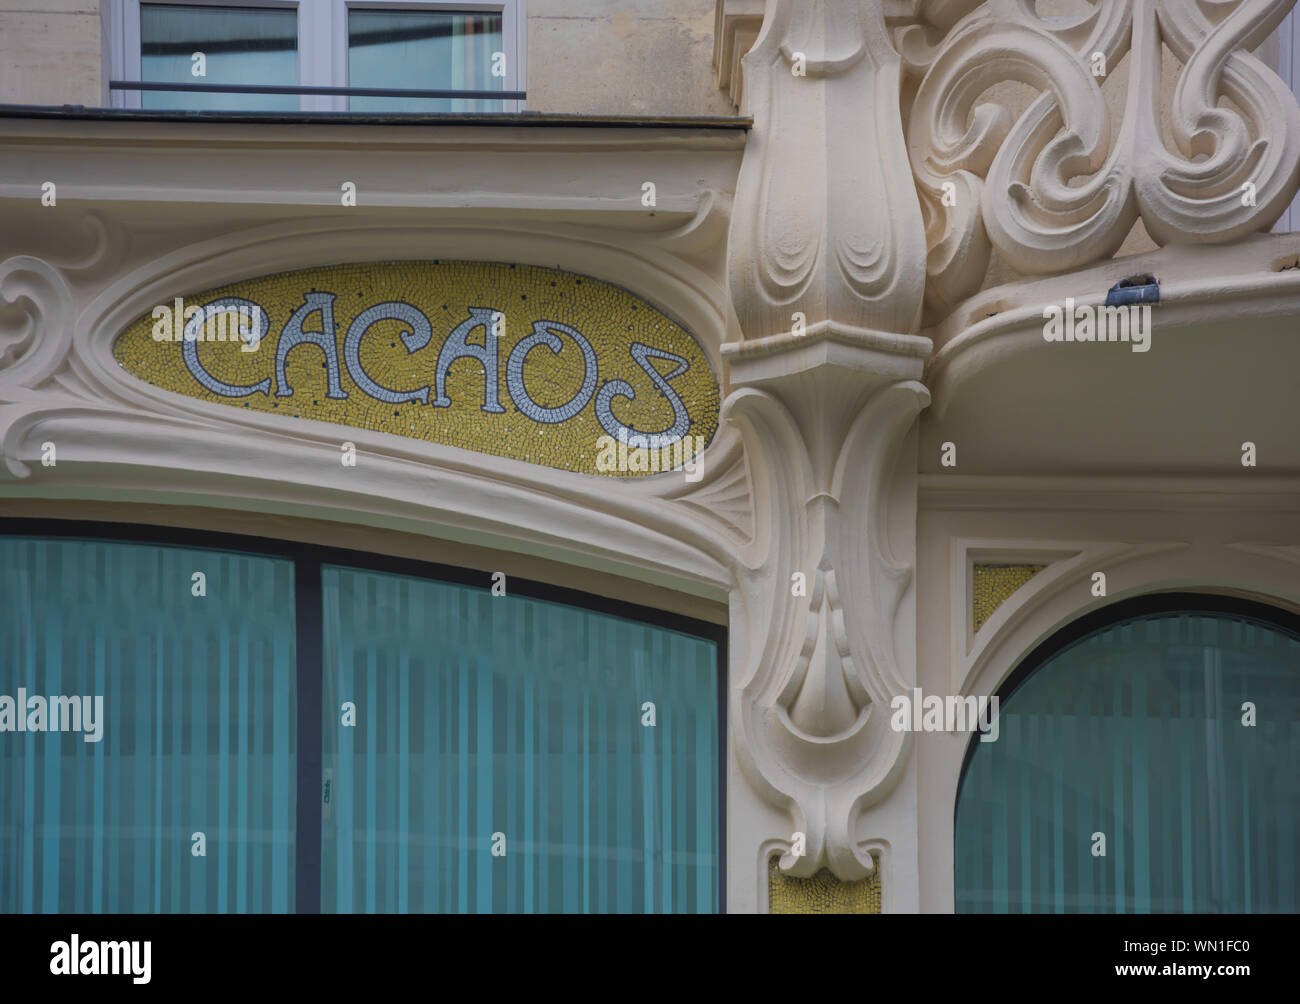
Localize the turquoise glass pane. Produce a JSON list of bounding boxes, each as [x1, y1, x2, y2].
[[140, 3, 298, 111], [348, 10, 504, 113], [0, 537, 296, 913], [320, 566, 720, 913], [955, 609, 1300, 913]]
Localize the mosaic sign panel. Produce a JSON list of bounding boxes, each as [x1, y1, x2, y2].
[[113, 261, 720, 477]]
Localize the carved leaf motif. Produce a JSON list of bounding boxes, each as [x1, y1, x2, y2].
[[0, 289, 37, 371], [782, 565, 870, 738], [0, 257, 73, 390]]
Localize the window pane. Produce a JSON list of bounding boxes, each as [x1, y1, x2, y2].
[[140, 3, 298, 112], [0, 538, 297, 912], [348, 9, 504, 113], [320, 566, 719, 913], [955, 608, 1300, 913]]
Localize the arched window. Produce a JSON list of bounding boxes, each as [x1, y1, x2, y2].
[[0, 525, 723, 913], [955, 594, 1300, 913]]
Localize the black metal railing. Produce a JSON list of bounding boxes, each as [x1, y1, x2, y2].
[[109, 81, 524, 101]]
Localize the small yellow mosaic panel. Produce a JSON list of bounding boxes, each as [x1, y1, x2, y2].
[[112, 261, 720, 477], [768, 855, 882, 914], [972, 564, 1046, 633]]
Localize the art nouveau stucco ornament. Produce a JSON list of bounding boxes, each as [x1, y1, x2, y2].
[[903, 0, 1300, 315], [0, 256, 78, 480], [724, 0, 930, 879], [724, 346, 929, 880], [729, 0, 928, 340]]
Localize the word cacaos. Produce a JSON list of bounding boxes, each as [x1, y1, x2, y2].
[[153, 293, 700, 449]]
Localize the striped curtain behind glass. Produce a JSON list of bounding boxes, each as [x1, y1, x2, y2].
[[320, 566, 720, 913], [956, 610, 1300, 913], [0, 537, 296, 913]]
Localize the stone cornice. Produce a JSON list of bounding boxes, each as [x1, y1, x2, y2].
[[0, 116, 745, 221], [0, 107, 752, 131], [923, 231, 1300, 420]]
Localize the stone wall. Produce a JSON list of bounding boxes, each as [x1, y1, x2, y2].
[[527, 0, 733, 116], [0, 0, 103, 106]]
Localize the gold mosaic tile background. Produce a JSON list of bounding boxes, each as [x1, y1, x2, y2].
[[113, 261, 720, 477], [972, 563, 1046, 633], [768, 855, 882, 914]]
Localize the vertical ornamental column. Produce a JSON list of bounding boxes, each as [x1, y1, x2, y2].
[[722, 0, 932, 893]]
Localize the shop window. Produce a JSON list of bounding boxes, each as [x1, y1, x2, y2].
[[319, 566, 721, 912], [0, 537, 297, 912], [0, 527, 721, 913], [107, 1, 525, 113], [954, 595, 1300, 913]]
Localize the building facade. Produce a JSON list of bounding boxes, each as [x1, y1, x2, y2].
[[1, 0, 1299, 914]]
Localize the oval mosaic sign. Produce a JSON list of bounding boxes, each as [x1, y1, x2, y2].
[[113, 261, 719, 477]]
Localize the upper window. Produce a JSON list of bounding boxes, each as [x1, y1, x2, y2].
[[140, 3, 300, 112], [108, 1, 525, 113], [954, 595, 1300, 913], [346, 8, 504, 114]]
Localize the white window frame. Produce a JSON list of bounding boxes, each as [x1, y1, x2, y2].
[[328, 1, 525, 113], [105, 0, 526, 113]]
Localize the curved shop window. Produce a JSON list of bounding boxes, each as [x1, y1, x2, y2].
[[955, 594, 1300, 913], [0, 526, 723, 913]]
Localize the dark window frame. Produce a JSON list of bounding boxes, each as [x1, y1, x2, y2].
[[0, 517, 727, 914]]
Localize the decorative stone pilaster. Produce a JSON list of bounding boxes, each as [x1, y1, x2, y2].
[[722, 0, 932, 884], [729, 0, 928, 339], [723, 332, 929, 883]]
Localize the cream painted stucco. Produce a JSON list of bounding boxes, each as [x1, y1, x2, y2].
[[3, 0, 1300, 914]]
